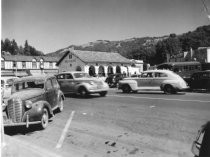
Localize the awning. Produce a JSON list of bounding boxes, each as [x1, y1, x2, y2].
[[1, 70, 15, 77], [15, 71, 28, 77]]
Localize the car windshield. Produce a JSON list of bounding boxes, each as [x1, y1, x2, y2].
[[13, 81, 44, 92], [73, 73, 91, 78]]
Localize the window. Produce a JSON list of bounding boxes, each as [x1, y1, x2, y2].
[[13, 61, 17, 68], [49, 62, 53, 69], [32, 60, 37, 69], [22, 61, 26, 69], [1, 60, 5, 69], [155, 72, 167, 77], [45, 79, 53, 90], [69, 54, 72, 59], [65, 74, 73, 79], [70, 64, 72, 67]]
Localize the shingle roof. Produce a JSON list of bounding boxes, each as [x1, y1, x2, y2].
[[57, 49, 131, 65], [2, 55, 59, 62]]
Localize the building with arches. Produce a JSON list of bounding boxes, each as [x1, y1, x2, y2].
[[56, 48, 133, 77]]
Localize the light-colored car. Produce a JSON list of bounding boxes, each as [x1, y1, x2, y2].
[[56, 71, 109, 97], [118, 70, 188, 94]]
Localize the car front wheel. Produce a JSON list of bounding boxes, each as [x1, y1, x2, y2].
[[99, 91, 107, 97], [40, 108, 49, 129], [122, 84, 131, 93], [78, 87, 88, 97]]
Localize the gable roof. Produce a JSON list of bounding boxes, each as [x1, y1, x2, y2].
[[57, 49, 131, 65], [2, 55, 60, 62]]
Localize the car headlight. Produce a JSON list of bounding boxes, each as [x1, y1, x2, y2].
[[25, 100, 33, 109]]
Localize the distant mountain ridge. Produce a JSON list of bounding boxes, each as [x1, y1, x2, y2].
[[46, 36, 168, 57], [44, 25, 210, 65]]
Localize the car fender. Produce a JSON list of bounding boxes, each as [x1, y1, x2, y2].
[[161, 80, 179, 89], [119, 80, 138, 90], [57, 90, 65, 101], [75, 82, 90, 92], [22, 100, 53, 122]]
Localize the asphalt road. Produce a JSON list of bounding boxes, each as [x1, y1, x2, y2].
[[4, 89, 210, 157]]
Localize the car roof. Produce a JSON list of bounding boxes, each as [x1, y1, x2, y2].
[[58, 71, 86, 74], [143, 69, 173, 73], [13, 75, 55, 83]]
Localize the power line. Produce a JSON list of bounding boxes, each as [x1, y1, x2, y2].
[[200, 0, 210, 21]]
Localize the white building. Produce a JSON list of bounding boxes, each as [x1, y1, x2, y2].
[[56, 48, 133, 76]]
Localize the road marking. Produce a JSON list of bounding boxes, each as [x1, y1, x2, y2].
[[108, 95, 210, 103], [56, 111, 75, 149]]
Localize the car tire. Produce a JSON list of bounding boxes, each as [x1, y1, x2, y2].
[[122, 85, 131, 93], [40, 108, 49, 129], [78, 87, 88, 97], [164, 85, 176, 94], [99, 91, 107, 97], [58, 98, 64, 112]]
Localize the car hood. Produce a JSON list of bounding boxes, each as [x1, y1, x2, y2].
[[10, 89, 45, 100]]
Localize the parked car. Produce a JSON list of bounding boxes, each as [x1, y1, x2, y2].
[[56, 71, 109, 97], [105, 73, 126, 88], [188, 70, 210, 91], [1, 76, 18, 99], [2, 75, 65, 129], [118, 69, 188, 94], [191, 121, 210, 157]]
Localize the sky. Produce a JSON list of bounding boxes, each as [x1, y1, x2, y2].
[[1, 0, 210, 54]]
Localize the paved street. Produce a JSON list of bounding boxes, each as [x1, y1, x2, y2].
[[4, 89, 210, 157]]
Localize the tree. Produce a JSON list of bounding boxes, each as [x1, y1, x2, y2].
[[24, 40, 30, 55]]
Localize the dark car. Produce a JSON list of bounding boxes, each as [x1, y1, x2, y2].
[[189, 71, 210, 91], [2, 75, 65, 129], [192, 121, 210, 157], [105, 73, 126, 88]]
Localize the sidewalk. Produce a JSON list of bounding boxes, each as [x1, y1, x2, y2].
[[2, 135, 61, 157]]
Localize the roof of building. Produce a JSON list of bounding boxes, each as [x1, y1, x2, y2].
[[1, 55, 60, 62], [57, 49, 131, 65]]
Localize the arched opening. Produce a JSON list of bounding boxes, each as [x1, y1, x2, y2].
[[89, 65, 96, 76], [98, 66, 105, 77], [116, 65, 121, 74], [76, 66, 82, 71], [107, 66, 113, 76]]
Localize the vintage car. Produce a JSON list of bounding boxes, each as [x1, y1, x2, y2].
[[56, 71, 109, 97], [118, 70, 188, 94], [105, 73, 126, 88], [188, 70, 210, 91], [2, 75, 65, 129], [191, 121, 210, 157]]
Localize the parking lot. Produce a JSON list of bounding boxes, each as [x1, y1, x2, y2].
[[3, 89, 210, 157]]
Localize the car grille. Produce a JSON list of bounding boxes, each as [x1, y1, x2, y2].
[[7, 99, 24, 123]]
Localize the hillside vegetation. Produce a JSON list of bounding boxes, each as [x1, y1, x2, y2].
[[2, 25, 210, 65]]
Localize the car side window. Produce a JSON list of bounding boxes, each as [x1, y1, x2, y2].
[[65, 74, 73, 79], [46, 79, 53, 91], [57, 74, 65, 79], [147, 73, 153, 78], [52, 78, 59, 89], [155, 72, 167, 78]]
